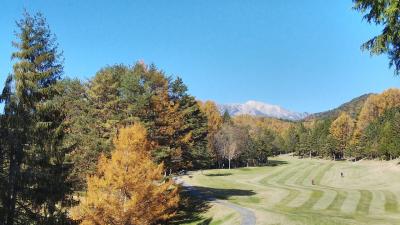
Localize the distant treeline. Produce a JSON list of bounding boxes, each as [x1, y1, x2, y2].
[[229, 89, 400, 162]]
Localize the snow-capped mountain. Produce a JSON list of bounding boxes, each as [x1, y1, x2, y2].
[[218, 100, 309, 121]]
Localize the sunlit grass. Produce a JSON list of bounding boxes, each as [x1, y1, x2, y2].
[[183, 156, 400, 225]]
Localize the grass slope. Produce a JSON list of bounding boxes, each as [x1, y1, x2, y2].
[[183, 156, 400, 225]]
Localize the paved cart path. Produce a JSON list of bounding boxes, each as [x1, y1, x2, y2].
[[177, 178, 256, 225]]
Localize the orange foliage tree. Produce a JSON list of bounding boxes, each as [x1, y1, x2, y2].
[[70, 123, 179, 225]]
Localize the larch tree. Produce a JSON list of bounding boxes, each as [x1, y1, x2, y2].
[[352, 89, 400, 151], [330, 113, 355, 159], [71, 123, 179, 225], [198, 100, 223, 166]]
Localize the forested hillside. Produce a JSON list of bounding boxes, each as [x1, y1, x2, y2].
[[305, 93, 372, 120]]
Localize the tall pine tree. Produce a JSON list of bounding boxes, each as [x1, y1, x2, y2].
[[1, 12, 73, 224]]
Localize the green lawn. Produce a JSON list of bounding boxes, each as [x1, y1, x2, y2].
[[182, 156, 400, 225]]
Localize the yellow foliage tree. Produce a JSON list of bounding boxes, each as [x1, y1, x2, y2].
[[233, 115, 292, 137], [352, 88, 400, 146], [330, 112, 354, 159], [70, 124, 179, 225], [198, 101, 223, 160]]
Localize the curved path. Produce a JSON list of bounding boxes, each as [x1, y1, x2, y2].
[[178, 178, 256, 225]]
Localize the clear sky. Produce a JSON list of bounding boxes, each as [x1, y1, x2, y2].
[[1, 0, 400, 113]]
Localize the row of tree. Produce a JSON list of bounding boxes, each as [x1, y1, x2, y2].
[[214, 88, 400, 164], [0, 12, 210, 224], [0, 12, 284, 224], [281, 89, 400, 160]]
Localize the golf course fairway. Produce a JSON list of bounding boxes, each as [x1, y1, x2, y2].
[[182, 156, 400, 225]]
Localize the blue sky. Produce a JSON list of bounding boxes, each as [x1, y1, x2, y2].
[[1, 0, 400, 113]]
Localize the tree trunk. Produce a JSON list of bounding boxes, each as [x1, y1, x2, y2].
[[228, 158, 231, 170], [6, 154, 19, 225]]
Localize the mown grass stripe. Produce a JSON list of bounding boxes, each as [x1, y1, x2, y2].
[[340, 190, 360, 214], [369, 190, 385, 215], [298, 190, 324, 209], [326, 190, 348, 211], [298, 163, 334, 209], [274, 163, 311, 183], [279, 163, 320, 207], [273, 163, 313, 207], [356, 190, 373, 214], [314, 163, 335, 185], [277, 188, 301, 207], [258, 162, 303, 185], [294, 163, 319, 185], [383, 190, 399, 213]]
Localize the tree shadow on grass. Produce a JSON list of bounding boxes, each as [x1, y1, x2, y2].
[[168, 187, 211, 225], [192, 186, 256, 200], [168, 186, 256, 224], [205, 173, 233, 177], [266, 160, 288, 167]]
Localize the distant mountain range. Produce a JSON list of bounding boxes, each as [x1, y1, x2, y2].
[[218, 100, 309, 121], [218, 94, 373, 121]]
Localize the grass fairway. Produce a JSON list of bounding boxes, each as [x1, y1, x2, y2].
[[183, 156, 400, 225]]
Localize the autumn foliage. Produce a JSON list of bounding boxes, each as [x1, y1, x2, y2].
[[71, 124, 179, 225]]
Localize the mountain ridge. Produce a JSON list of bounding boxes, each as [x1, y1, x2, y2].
[[218, 100, 309, 121], [218, 94, 373, 121]]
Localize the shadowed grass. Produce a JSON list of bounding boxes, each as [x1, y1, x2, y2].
[[383, 190, 399, 213], [356, 190, 373, 214], [205, 173, 233, 177], [326, 190, 348, 211]]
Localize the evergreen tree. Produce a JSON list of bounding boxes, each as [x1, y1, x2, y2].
[[362, 107, 400, 159], [222, 110, 232, 124], [284, 125, 299, 153], [169, 77, 209, 169], [293, 123, 309, 157], [88, 65, 126, 153], [250, 128, 276, 164], [310, 119, 332, 157], [1, 12, 73, 224], [322, 135, 338, 160], [55, 79, 99, 188], [353, 0, 400, 74]]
